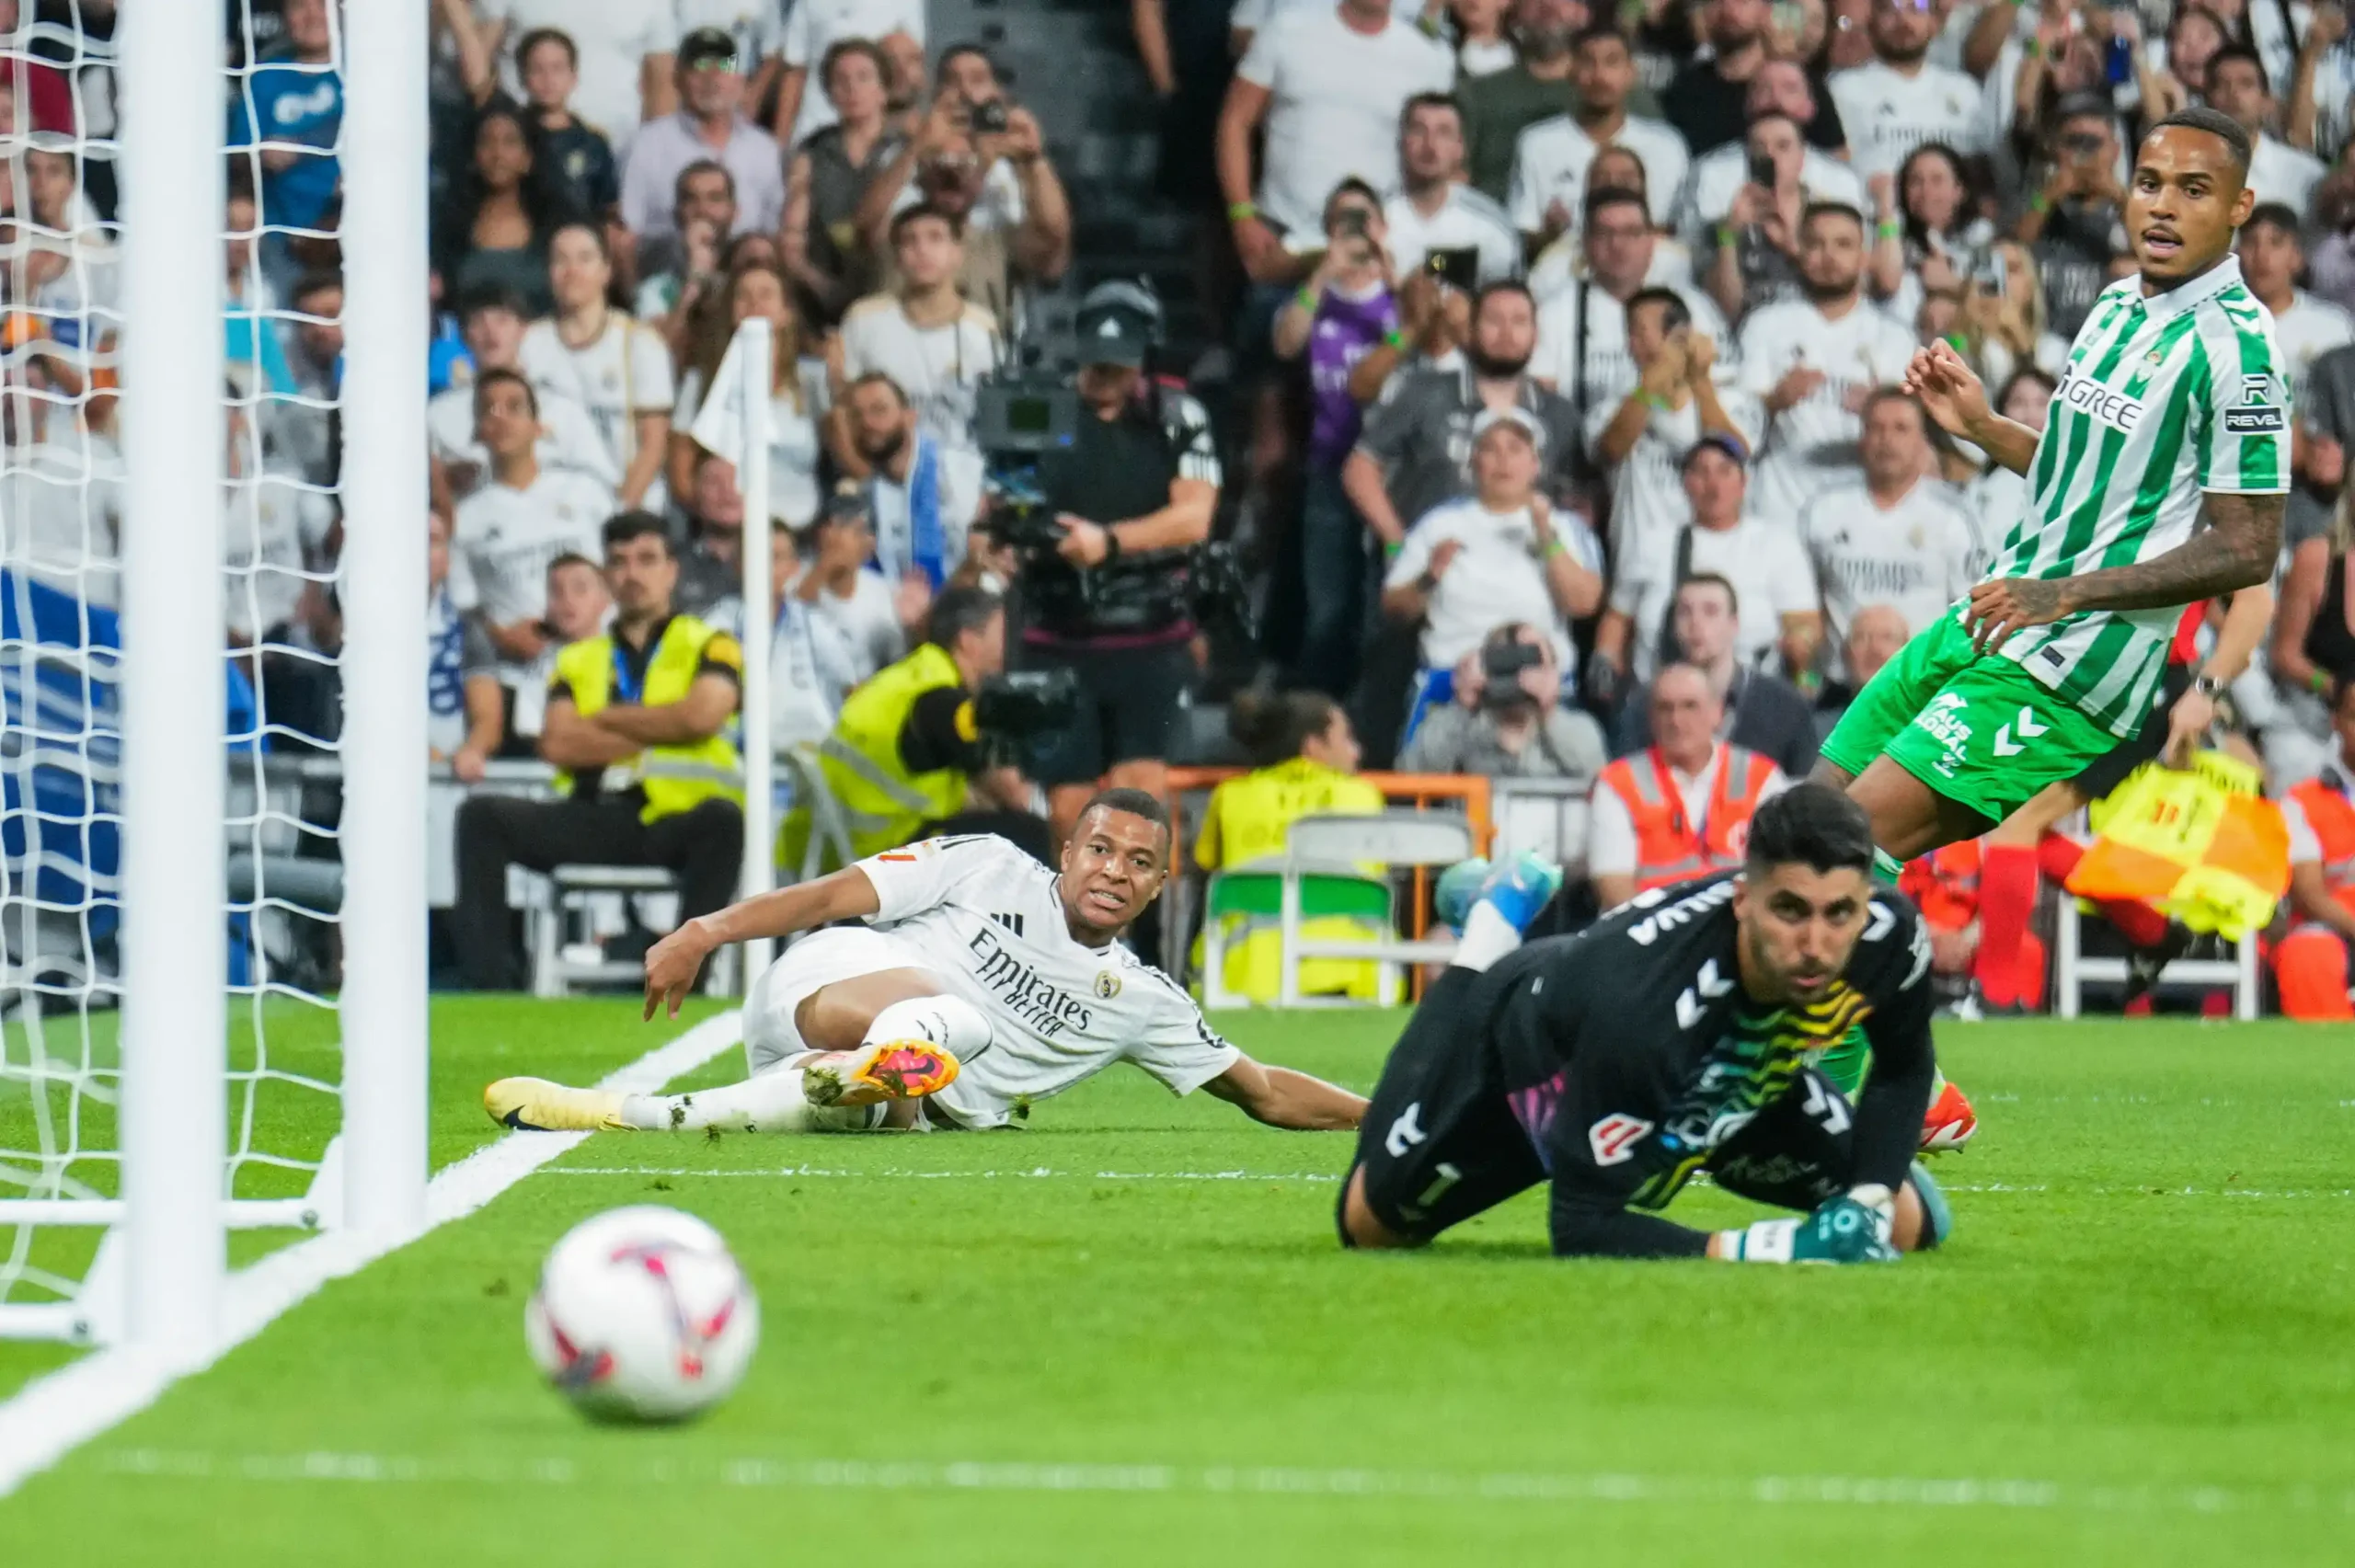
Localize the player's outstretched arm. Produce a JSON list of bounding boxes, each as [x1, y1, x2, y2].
[[1962, 492, 2283, 653], [1200, 1054, 1366, 1131], [1903, 341, 2039, 475], [642, 865, 884, 1020]]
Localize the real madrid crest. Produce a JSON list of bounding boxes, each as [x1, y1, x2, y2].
[[1094, 971, 1121, 1001]]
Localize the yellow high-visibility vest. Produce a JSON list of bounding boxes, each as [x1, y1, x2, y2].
[[785, 642, 971, 869], [552, 615, 743, 824]]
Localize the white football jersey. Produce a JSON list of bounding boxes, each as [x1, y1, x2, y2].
[[855, 836, 1241, 1129], [1800, 476, 1979, 678], [1735, 298, 1917, 521], [1823, 61, 1987, 184]]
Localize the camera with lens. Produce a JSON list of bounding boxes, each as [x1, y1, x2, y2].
[[972, 669, 1081, 740], [970, 97, 1011, 136], [1479, 638, 1545, 711]]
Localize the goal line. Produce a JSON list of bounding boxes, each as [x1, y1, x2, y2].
[[0, 1010, 744, 1500]]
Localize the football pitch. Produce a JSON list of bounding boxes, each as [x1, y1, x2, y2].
[[5, 1001, 2354, 1565]]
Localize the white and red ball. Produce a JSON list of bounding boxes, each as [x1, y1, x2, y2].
[[524, 1206, 760, 1422]]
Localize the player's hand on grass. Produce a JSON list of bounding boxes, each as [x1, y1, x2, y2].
[[1901, 341, 1990, 439], [1719, 1193, 1899, 1264], [643, 921, 716, 1021], [1963, 575, 2072, 654]]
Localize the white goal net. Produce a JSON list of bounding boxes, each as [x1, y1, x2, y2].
[[0, 0, 425, 1349]]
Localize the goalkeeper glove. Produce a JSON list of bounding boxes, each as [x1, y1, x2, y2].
[[1720, 1186, 1899, 1265]]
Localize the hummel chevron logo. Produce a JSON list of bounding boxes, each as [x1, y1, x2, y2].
[[990, 911, 1025, 938], [1675, 960, 1736, 1030], [1993, 704, 2050, 758]]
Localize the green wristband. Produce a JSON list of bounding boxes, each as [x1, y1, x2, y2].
[[1876, 220, 1902, 239], [1227, 200, 1258, 223], [1384, 327, 1410, 351], [2311, 669, 2335, 696], [1715, 223, 1739, 249], [1295, 286, 1317, 312], [2029, 191, 2051, 213]]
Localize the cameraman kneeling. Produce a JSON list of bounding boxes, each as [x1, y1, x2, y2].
[[1019, 284, 1221, 844], [783, 586, 1055, 870], [1399, 623, 1606, 783]]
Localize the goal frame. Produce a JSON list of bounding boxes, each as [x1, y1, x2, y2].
[[0, 0, 429, 1351]]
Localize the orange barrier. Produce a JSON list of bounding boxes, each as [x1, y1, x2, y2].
[[1162, 770, 1492, 959]]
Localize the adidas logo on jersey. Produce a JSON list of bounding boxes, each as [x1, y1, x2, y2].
[[990, 911, 1026, 938]]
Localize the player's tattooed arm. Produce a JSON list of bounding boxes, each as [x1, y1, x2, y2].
[[1961, 492, 2282, 653]]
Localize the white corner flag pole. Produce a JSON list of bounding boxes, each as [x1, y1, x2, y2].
[[735, 320, 776, 982]]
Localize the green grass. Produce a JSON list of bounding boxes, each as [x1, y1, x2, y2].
[[6, 1005, 2355, 1565]]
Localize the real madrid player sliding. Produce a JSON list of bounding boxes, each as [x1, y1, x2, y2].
[[1342, 784, 1951, 1263], [1817, 106, 2289, 872], [486, 790, 1366, 1135]]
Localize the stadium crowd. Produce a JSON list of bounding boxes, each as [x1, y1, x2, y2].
[[6, 0, 2355, 1013]]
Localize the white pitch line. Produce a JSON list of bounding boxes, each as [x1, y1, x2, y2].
[[88, 1448, 2355, 1517], [0, 1011, 745, 1500], [540, 1165, 1345, 1183], [534, 1166, 2355, 1201]]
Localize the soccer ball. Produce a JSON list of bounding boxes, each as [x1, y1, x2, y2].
[[524, 1205, 760, 1422]]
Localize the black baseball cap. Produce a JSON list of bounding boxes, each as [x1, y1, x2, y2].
[[1074, 303, 1152, 369], [679, 28, 740, 70]]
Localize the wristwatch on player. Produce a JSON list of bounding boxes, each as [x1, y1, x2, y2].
[[2192, 672, 2226, 699]]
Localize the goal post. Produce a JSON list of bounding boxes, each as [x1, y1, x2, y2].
[[0, 0, 429, 1349]]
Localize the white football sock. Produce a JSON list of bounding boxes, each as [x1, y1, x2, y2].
[[863, 994, 994, 1063], [1450, 902, 1523, 973], [618, 1066, 881, 1134]]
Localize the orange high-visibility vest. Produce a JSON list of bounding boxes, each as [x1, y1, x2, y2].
[[1599, 742, 1774, 893], [2287, 774, 2355, 921]]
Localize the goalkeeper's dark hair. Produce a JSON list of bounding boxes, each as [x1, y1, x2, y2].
[[925, 586, 1003, 651], [1076, 786, 1172, 852], [1227, 689, 1341, 769], [1744, 782, 1876, 878], [2148, 105, 2251, 182]]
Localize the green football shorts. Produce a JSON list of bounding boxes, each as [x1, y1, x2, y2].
[[1820, 613, 2120, 826]]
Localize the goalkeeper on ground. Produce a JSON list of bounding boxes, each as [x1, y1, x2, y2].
[[1340, 783, 1952, 1263]]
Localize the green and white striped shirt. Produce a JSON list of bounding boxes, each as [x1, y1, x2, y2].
[[1980, 256, 2290, 737]]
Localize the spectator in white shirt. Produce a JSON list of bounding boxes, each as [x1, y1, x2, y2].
[[619, 29, 787, 252], [2207, 46, 2327, 218], [1586, 285, 1758, 567], [1384, 91, 1522, 288], [833, 206, 1004, 459], [1219, 0, 1455, 281], [1593, 433, 1821, 687], [1963, 366, 2053, 574], [671, 260, 829, 528], [856, 50, 1074, 325], [839, 372, 990, 622], [450, 369, 620, 681], [1824, 0, 1988, 185], [503, 550, 615, 747], [1698, 110, 1872, 319], [520, 221, 675, 511], [1508, 26, 1690, 246], [1535, 188, 1729, 446], [1380, 407, 1605, 677], [1867, 141, 1997, 332], [427, 507, 506, 783], [431, 286, 619, 508], [1800, 388, 1978, 683], [774, 0, 927, 151], [2238, 204, 2355, 415], [475, 0, 679, 144], [1735, 202, 1916, 522]]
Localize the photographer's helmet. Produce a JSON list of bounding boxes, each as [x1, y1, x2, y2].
[[1074, 279, 1163, 371]]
